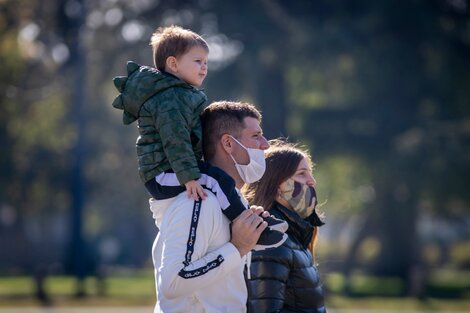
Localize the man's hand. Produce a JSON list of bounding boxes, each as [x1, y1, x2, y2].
[[230, 206, 267, 257], [184, 180, 207, 201]]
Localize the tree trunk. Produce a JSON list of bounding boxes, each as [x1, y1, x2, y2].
[[256, 55, 287, 139], [372, 165, 418, 296]]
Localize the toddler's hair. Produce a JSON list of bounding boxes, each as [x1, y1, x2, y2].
[[150, 25, 209, 71]]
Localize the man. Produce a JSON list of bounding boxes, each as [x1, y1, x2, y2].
[[149, 101, 276, 312]]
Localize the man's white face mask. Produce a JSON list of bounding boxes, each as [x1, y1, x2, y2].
[[229, 135, 266, 183]]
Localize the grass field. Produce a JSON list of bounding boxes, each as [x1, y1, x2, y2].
[[0, 270, 469, 311]]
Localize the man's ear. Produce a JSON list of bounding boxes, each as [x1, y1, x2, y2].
[[220, 134, 233, 154], [165, 56, 178, 72]]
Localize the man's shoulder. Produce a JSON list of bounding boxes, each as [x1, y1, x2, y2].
[[200, 191, 224, 214], [167, 192, 223, 218]]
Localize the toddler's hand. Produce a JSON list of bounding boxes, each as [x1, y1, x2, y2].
[[184, 180, 207, 201]]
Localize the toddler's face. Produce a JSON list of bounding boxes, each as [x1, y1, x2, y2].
[[174, 46, 208, 87]]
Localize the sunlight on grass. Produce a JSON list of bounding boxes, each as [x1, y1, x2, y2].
[[350, 275, 404, 296], [327, 295, 470, 311], [325, 272, 403, 296], [1, 269, 469, 310], [0, 269, 155, 299], [106, 276, 155, 297], [0, 276, 34, 296]]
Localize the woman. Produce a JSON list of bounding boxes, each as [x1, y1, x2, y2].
[[244, 139, 326, 313]]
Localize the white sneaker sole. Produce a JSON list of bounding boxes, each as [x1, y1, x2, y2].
[[268, 221, 288, 233], [252, 233, 288, 251]]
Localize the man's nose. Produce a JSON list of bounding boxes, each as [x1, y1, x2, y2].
[[260, 136, 269, 150]]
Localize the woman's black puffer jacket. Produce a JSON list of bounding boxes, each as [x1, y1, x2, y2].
[[246, 202, 326, 313]]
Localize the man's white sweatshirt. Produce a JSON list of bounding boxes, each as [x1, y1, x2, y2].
[[149, 192, 247, 313]]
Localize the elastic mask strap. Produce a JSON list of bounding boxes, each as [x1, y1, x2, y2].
[[229, 135, 248, 151], [229, 153, 238, 165], [228, 135, 249, 166]]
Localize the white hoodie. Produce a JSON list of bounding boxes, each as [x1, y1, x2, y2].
[[149, 192, 247, 313]]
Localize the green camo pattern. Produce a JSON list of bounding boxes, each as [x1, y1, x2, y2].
[[111, 61, 207, 184]]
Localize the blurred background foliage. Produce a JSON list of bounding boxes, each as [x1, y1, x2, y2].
[[0, 0, 469, 306]]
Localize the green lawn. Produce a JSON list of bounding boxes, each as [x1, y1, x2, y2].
[[0, 269, 469, 311], [325, 269, 470, 298]]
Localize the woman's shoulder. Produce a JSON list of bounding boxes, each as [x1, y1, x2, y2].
[[267, 204, 286, 220], [251, 235, 296, 266]]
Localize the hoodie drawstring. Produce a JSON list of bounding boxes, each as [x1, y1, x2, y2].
[[245, 251, 252, 279]]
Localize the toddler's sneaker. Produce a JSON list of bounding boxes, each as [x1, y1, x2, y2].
[[253, 228, 288, 251], [263, 214, 288, 233]]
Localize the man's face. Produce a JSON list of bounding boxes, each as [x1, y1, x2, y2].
[[230, 117, 269, 165]]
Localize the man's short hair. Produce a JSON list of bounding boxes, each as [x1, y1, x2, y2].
[[150, 25, 209, 71], [201, 101, 262, 162]]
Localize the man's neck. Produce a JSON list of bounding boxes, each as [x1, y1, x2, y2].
[[209, 156, 244, 189], [235, 181, 245, 190]]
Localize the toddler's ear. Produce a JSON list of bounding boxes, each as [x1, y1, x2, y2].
[[165, 56, 178, 72]]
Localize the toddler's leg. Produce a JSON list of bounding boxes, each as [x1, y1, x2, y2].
[[196, 162, 246, 221], [145, 172, 186, 200], [197, 162, 288, 251]]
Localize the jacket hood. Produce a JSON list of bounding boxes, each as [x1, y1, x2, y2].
[[111, 61, 189, 124]]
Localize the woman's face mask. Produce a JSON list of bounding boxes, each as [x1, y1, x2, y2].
[[280, 178, 318, 219], [229, 135, 266, 183]]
